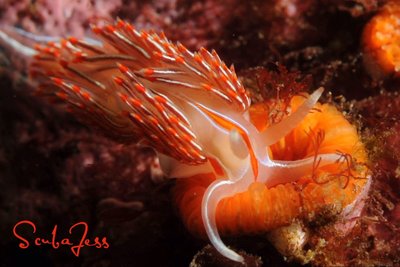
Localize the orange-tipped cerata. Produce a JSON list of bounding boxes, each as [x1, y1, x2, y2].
[[173, 95, 368, 237]]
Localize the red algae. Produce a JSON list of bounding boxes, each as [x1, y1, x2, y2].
[[0, 0, 122, 37]]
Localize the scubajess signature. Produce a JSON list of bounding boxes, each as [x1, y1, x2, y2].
[[13, 220, 109, 257]]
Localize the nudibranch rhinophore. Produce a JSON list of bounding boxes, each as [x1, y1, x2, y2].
[[362, 1, 400, 80], [9, 20, 368, 262]]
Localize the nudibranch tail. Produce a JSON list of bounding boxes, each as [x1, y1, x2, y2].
[[0, 28, 36, 58]]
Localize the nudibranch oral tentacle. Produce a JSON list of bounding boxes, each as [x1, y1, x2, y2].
[[202, 174, 253, 262], [259, 87, 323, 147], [1, 19, 369, 263]]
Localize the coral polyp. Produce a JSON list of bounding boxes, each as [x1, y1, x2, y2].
[[362, 1, 400, 79]]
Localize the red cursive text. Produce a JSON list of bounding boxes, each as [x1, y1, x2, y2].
[[13, 220, 109, 257]]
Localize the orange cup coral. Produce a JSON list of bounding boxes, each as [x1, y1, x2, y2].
[[362, 2, 400, 79]]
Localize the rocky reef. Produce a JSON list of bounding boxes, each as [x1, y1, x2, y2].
[[1, 0, 399, 266]]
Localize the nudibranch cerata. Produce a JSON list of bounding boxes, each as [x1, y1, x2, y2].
[[6, 20, 369, 262]]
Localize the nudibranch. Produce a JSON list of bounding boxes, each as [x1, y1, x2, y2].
[[14, 20, 368, 262], [362, 1, 400, 80]]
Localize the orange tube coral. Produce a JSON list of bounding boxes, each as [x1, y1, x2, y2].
[[362, 1, 400, 79], [173, 95, 368, 237]]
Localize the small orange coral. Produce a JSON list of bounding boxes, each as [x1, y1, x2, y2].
[[173, 94, 368, 237], [362, 1, 400, 79]]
